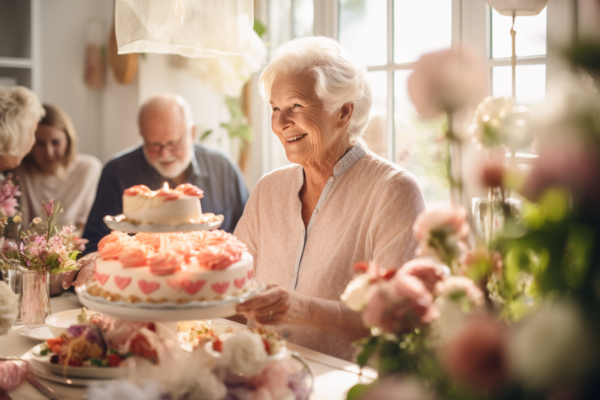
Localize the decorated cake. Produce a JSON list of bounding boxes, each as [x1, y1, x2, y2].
[[90, 230, 254, 303], [122, 183, 205, 225]]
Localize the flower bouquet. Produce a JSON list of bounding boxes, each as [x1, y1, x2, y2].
[[0, 200, 80, 326], [342, 32, 600, 400]]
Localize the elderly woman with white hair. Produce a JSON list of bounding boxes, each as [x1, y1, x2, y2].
[[0, 86, 45, 171], [234, 37, 425, 360]]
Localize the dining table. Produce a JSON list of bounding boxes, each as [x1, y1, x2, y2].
[[1, 292, 377, 400]]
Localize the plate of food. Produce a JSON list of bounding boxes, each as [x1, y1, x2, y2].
[[28, 315, 173, 379]]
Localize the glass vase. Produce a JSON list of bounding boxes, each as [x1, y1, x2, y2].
[[472, 193, 522, 245], [6, 268, 51, 328]]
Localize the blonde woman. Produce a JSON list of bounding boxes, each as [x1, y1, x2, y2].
[[0, 86, 45, 171], [16, 104, 101, 234]]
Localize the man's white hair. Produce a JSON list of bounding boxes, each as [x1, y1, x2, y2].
[[0, 86, 45, 157], [258, 36, 373, 144], [139, 93, 195, 132]]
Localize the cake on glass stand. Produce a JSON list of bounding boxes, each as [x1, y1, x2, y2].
[[76, 183, 264, 322]]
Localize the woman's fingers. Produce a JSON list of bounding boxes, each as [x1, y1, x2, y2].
[[73, 238, 89, 252], [236, 287, 287, 313], [62, 252, 99, 288], [74, 264, 95, 287], [61, 270, 77, 289]]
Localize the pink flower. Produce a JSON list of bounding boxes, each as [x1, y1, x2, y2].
[[360, 376, 436, 400], [248, 359, 297, 400], [414, 205, 469, 242], [399, 258, 447, 293], [439, 316, 509, 391], [437, 276, 484, 307], [0, 196, 18, 217], [522, 140, 600, 207], [362, 273, 438, 334], [480, 147, 507, 188], [408, 46, 488, 119]]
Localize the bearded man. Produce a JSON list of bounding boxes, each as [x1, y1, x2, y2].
[[81, 93, 249, 254]]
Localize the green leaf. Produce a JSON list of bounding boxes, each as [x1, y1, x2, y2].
[[39, 347, 50, 356], [355, 336, 378, 367], [90, 358, 104, 367], [69, 251, 80, 261], [50, 265, 78, 274], [346, 382, 378, 400], [253, 19, 267, 38], [44, 253, 60, 269], [200, 129, 213, 141]]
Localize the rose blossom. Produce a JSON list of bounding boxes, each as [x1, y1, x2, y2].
[[414, 205, 469, 242], [440, 316, 509, 391], [341, 273, 371, 312], [399, 258, 447, 293], [222, 330, 268, 376], [0, 281, 19, 336], [362, 273, 438, 334], [408, 46, 487, 119]]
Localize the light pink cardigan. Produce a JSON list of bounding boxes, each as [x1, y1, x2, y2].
[[234, 145, 425, 360]]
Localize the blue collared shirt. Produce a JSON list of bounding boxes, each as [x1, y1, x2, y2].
[[82, 144, 249, 254]]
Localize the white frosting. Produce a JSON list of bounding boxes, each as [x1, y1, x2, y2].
[[123, 194, 202, 225], [94, 252, 254, 301]]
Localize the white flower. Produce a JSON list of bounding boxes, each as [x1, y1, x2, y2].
[[32, 217, 42, 225], [509, 299, 595, 388], [0, 281, 18, 336], [222, 330, 268, 377], [341, 274, 371, 312], [188, 31, 267, 97]]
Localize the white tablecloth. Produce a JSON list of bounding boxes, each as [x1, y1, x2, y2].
[[1, 293, 376, 400]]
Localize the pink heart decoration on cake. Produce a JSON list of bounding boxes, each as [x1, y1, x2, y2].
[[211, 281, 230, 294], [94, 272, 109, 285], [234, 277, 246, 289], [138, 280, 160, 295], [166, 277, 182, 291], [114, 276, 131, 290], [182, 279, 206, 295], [247, 269, 253, 279]]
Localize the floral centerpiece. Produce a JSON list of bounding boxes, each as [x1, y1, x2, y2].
[[342, 32, 600, 400], [0, 199, 79, 275]]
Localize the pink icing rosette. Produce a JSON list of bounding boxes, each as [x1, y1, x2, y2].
[[118, 244, 150, 268], [98, 232, 131, 253], [149, 251, 183, 275], [123, 184, 151, 196], [175, 183, 204, 198], [135, 233, 161, 250], [167, 240, 193, 262]]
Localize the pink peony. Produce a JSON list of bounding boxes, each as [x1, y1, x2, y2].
[[413, 205, 469, 243], [408, 46, 488, 119], [439, 316, 509, 391], [362, 273, 438, 334], [248, 359, 297, 400], [522, 140, 600, 207], [399, 258, 447, 293]]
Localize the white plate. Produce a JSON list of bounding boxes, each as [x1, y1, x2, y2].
[[31, 362, 118, 387], [11, 324, 54, 343], [45, 309, 99, 338], [103, 214, 223, 233], [29, 343, 128, 379], [76, 284, 266, 322]]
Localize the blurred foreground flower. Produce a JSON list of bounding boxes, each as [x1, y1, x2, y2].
[[509, 300, 596, 388], [359, 376, 437, 400], [399, 258, 447, 293], [408, 46, 488, 120], [439, 316, 509, 392]]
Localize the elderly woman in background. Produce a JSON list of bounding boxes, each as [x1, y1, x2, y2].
[[0, 86, 45, 171], [234, 37, 425, 360], [16, 104, 101, 234]]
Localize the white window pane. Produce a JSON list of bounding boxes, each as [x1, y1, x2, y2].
[[293, 0, 314, 38], [363, 71, 388, 159], [394, 70, 450, 205], [394, 0, 452, 64], [492, 65, 546, 105], [491, 8, 547, 59], [339, 0, 387, 66], [268, 0, 292, 56]]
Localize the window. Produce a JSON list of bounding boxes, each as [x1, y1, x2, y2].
[[259, 0, 570, 203]]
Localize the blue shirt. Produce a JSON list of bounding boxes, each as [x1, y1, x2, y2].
[[82, 144, 249, 255]]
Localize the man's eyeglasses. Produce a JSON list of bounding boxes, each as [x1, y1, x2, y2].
[[144, 136, 187, 154]]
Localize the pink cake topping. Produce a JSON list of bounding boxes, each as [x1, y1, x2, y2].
[[155, 189, 182, 201], [98, 231, 130, 252], [135, 233, 161, 250], [149, 251, 183, 275], [99, 241, 129, 260], [195, 230, 247, 270], [123, 185, 151, 196], [175, 183, 204, 199], [118, 245, 150, 268], [167, 240, 193, 262]]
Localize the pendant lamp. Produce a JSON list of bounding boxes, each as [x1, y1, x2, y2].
[[485, 0, 550, 98], [115, 0, 254, 57], [485, 0, 550, 16]]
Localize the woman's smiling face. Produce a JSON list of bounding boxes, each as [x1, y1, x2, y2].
[[270, 72, 345, 167]]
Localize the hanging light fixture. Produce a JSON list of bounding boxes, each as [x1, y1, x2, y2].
[[485, 0, 550, 16], [115, 0, 254, 57], [485, 0, 551, 99]]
